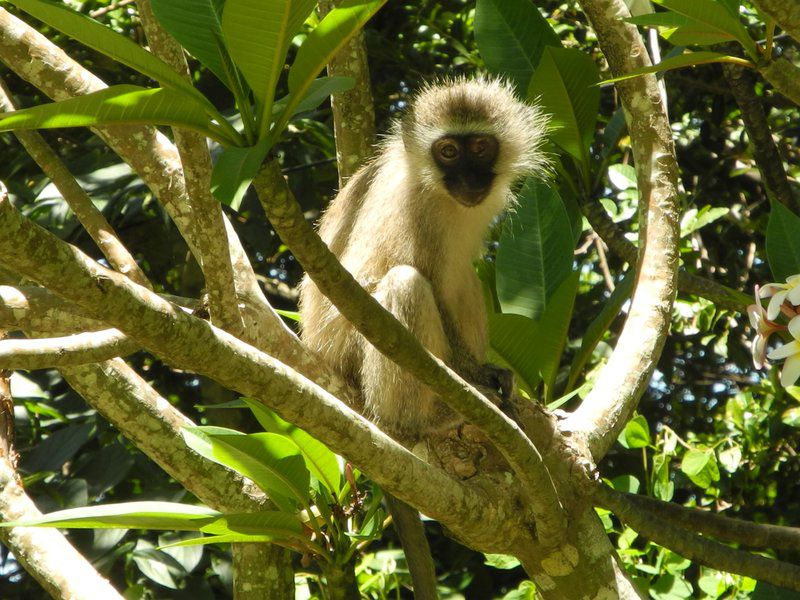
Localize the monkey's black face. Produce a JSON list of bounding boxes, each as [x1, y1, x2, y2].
[[431, 134, 499, 206]]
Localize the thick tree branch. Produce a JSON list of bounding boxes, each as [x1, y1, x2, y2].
[[0, 285, 106, 336], [61, 359, 268, 513], [759, 57, 800, 107], [722, 64, 798, 212], [253, 160, 567, 546], [0, 197, 520, 548], [0, 330, 138, 369], [750, 0, 800, 42], [0, 359, 122, 599], [567, 0, 682, 460], [135, 0, 244, 336], [594, 485, 800, 592], [318, 0, 376, 184], [0, 453, 123, 599], [621, 492, 800, 551]]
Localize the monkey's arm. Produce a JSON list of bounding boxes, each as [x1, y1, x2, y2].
[[440, 313, 515, 402]]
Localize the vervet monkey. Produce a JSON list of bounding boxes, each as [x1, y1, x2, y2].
[[300, 77, 548, 437]]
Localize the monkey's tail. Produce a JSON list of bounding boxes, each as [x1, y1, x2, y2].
[[385, 494, 440, 600]]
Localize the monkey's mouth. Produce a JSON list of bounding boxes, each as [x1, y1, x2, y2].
[[444, 171, 495, 207]]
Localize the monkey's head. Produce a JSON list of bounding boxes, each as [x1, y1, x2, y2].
[[400, 77, 549, 210]]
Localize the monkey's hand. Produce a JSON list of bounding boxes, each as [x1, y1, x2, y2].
[[477, 363, 515, 402]]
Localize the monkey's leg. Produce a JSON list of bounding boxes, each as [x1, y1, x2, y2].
[[361, 265, 457, 435]]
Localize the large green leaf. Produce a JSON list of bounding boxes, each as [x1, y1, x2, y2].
[[653, 0, 758, 59], [222, 0, 316, 126], [527, 47, 600, 164], [0, 85, 234, 145], [7, 0, 206, 104], [601, 50, 752, 84], [244, 399, 341, 494], [210, 140, 271, 208], [766, 202, 800, 281], [566, 270, 635, 392], [0, 502, 219, 530], [474, 0, 561, 92], [496, 179, 574, 320], [150, 0, 229, 86], [490, 271, 579, 396], [280, 0, 386, 140], [272, 76, 356, 120], [202, 511, 304, 537], [182, 427, 310, 512]]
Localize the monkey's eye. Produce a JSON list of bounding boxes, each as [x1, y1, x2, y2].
[[432, 138, 462, 165], [467, 135, 499, 163]]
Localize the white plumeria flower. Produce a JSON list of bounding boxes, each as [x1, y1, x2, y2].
[[767, 315, 800, 387], [747, 300, 775, 369], [759, 274, 800, 320]]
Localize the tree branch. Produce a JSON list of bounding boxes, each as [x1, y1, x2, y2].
[[0, 357, 123, 599], [566, 0, 682, 461], [621, 492, 800, 552], [0, 195, 515, 545], [722, 63, 799, 213], [0, 285, 107, 336], [135, 0, 244, 336], [594, 484, 800, 592], [750, 0, 800, 43], [253, 160, 567, 546], [0, 330, 138, 369], [318, 0, 376, 184]]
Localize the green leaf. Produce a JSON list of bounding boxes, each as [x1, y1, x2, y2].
[[662, 23, 736, 46], [653, 0, 758, 59], [280, 0, 386, 140], [159, 533, 277, 548], [602, 50, 753, 84], [490, 271, 579, 396], [243, 399, 341, 494], [474, 0, 561, 92], [766, 202, 800, 281], [528, 47, 600, 164], [679, 206, 729, 237], [566, 270, 634, 391], [0, 86, 233, 145], [610, 475, 640, 494], [182, 427, 310, 511], [210, 141, 271, 208], [782, 407, 800, 428], [7, 0, 205, 103], [272, 76, 356, 120], [484, 553, 521, 570], [150, 0, 229, 86], [626, 12, 688, 27], [222, 0, 316, 123], [618, 415, 652, 449], [201, 511, 304, 538], [496, 179, 574, 320], [608, 164, 638, 191], [681, 448, 720, 489], [0, 502, 220, 530]]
